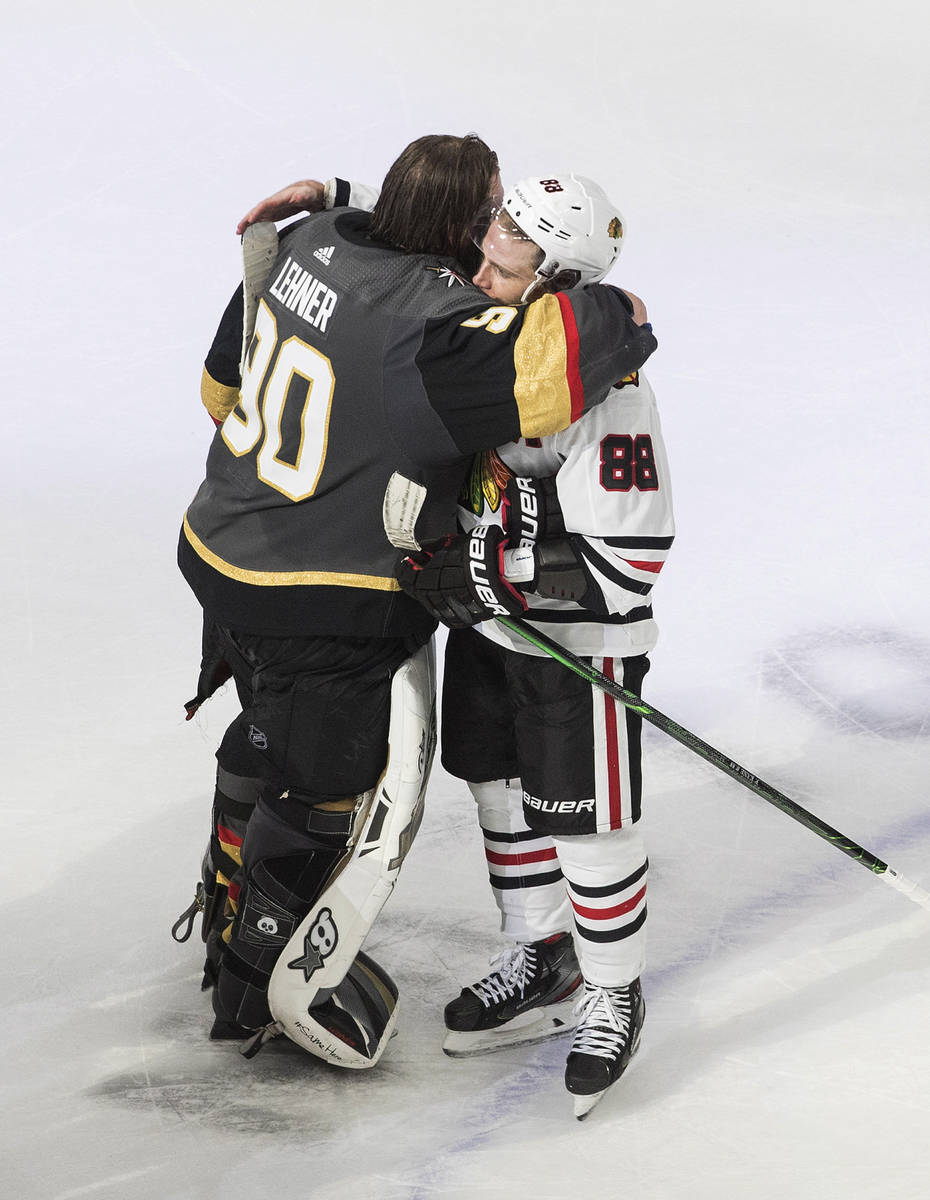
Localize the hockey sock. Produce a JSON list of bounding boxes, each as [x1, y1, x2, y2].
[[469, 778, 572, 941], [553, 825, 648, 987]]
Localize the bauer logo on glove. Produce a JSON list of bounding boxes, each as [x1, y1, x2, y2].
[[467, 526, 515, 616], [397, 525, 529, 629], [502, 474, 565, 547]]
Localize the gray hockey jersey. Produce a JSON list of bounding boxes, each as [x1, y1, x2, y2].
[[180, 209, 658, 638]]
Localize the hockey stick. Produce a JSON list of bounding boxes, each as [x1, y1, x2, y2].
[[240, 221, 279, 374], [496, 615, 930, 912]]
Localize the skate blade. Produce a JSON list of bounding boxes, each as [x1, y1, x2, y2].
[[574, 1090, 606, 1120], [569, 1025, 644, 1120], [443, 998, 578, 1058]]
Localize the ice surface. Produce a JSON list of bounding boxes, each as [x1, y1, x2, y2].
[[3, 2, 929, 1197]]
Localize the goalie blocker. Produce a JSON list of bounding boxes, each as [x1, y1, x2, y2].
[[266, 641, 436, 1067]]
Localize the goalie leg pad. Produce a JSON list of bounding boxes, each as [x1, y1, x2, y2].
[[284, 949, 400, 1069], [203, 767, 263, 938], [268, 642, 436, 1067], [213, 793, 361, 1031]]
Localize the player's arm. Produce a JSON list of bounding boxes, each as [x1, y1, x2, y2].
[[502, 380, 675, 615], [203, 185, 322, 423], [203, 192, 335, 427], [235, 178, 379, 232], [414, 286, 657, 456], [521, 285, 658, 438], [201, 285, 245, 425]]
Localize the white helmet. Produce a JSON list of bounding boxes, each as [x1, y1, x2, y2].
[[502, 173, 625, 286]]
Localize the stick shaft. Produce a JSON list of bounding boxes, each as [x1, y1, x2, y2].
[[498, 617, 929, 909]]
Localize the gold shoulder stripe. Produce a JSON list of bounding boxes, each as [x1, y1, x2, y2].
[[183, 516, 401, 591], [201, 367, 241, 423], [512, 295, 572, 437]]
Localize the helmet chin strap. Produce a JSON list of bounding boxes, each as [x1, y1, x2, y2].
[[520, 265, 558, 303]]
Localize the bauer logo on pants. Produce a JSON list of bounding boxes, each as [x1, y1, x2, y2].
[[286, 906, 339, 982]]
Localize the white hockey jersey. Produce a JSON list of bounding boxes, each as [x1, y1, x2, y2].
[[459, 371, 675, 659], [318, 179, 674, 657]]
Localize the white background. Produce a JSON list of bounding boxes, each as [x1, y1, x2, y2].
[[3, 2, 929, 1197]]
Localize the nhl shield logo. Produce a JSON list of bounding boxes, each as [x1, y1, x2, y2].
[[248, 723, 268, 750]]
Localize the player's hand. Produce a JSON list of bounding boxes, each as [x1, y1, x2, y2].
[[236, 180, 326, 235], [397, 526, 528, 628], [502, 474, 565, 547]]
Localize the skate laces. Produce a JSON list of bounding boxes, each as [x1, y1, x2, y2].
[[470, 944, 538, 1007], [571, 985, 634, 1059]]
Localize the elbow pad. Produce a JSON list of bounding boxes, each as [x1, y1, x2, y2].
[[533, 537, 607, 615]]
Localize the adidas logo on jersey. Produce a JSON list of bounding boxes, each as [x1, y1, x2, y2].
[[313, 245, 335, 266]]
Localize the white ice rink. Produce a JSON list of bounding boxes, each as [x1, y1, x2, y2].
[[3, 2, 930, 1197]]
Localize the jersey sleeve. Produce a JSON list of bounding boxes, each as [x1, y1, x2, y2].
[[415, 285, 658, 456], [201, 284, 244, 423], [549, 374, 675, 617], [324, 178, 380, 211], [200, 218, 313, 424]]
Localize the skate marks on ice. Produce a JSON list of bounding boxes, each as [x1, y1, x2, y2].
[[764, 625, 930, 739], [83, 947, 601, 1200], [634, 902, 930, 1157], [82, 901, 573, 1128], [85, 1009, 350, 1137], [20, 792, 925, 1195]]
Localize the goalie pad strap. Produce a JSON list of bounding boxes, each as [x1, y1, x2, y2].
[[263, 790, 360, 844]]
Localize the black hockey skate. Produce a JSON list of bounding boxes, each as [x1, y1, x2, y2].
[[565, 978, 644, 1119], [442, 932, 582, 1057]]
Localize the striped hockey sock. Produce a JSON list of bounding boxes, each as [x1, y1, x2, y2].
[[554, 825, 647, 986], [469, 779, 572, 940]]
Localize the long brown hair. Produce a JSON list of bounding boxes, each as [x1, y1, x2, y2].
[[369, 133, 498, 270]]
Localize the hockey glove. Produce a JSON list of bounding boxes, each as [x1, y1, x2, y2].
[[184, 616, 233, 719], [502, 474, 565, 547], [397, 525, 528, 628]]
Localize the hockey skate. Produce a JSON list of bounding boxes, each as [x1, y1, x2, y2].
[[442, 932, 582, 1057], [565, 978, 644, 1119]]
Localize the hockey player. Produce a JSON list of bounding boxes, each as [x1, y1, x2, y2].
[[397, 175, 674, 1117], [180, 135, 658, 1042]]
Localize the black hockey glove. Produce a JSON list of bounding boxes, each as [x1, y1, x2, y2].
[[184, 616, 233, 720], [502, 474, 565, 547], [397, 525, 528, 629]]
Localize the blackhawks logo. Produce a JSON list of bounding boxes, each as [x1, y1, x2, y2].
[[461, 450, 511, 516], [607, 217, 623, 239]]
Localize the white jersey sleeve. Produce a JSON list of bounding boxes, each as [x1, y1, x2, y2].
[[324, 178, 380, 212], [477, 371, 676, 659], [552, 372, 675, 616]]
